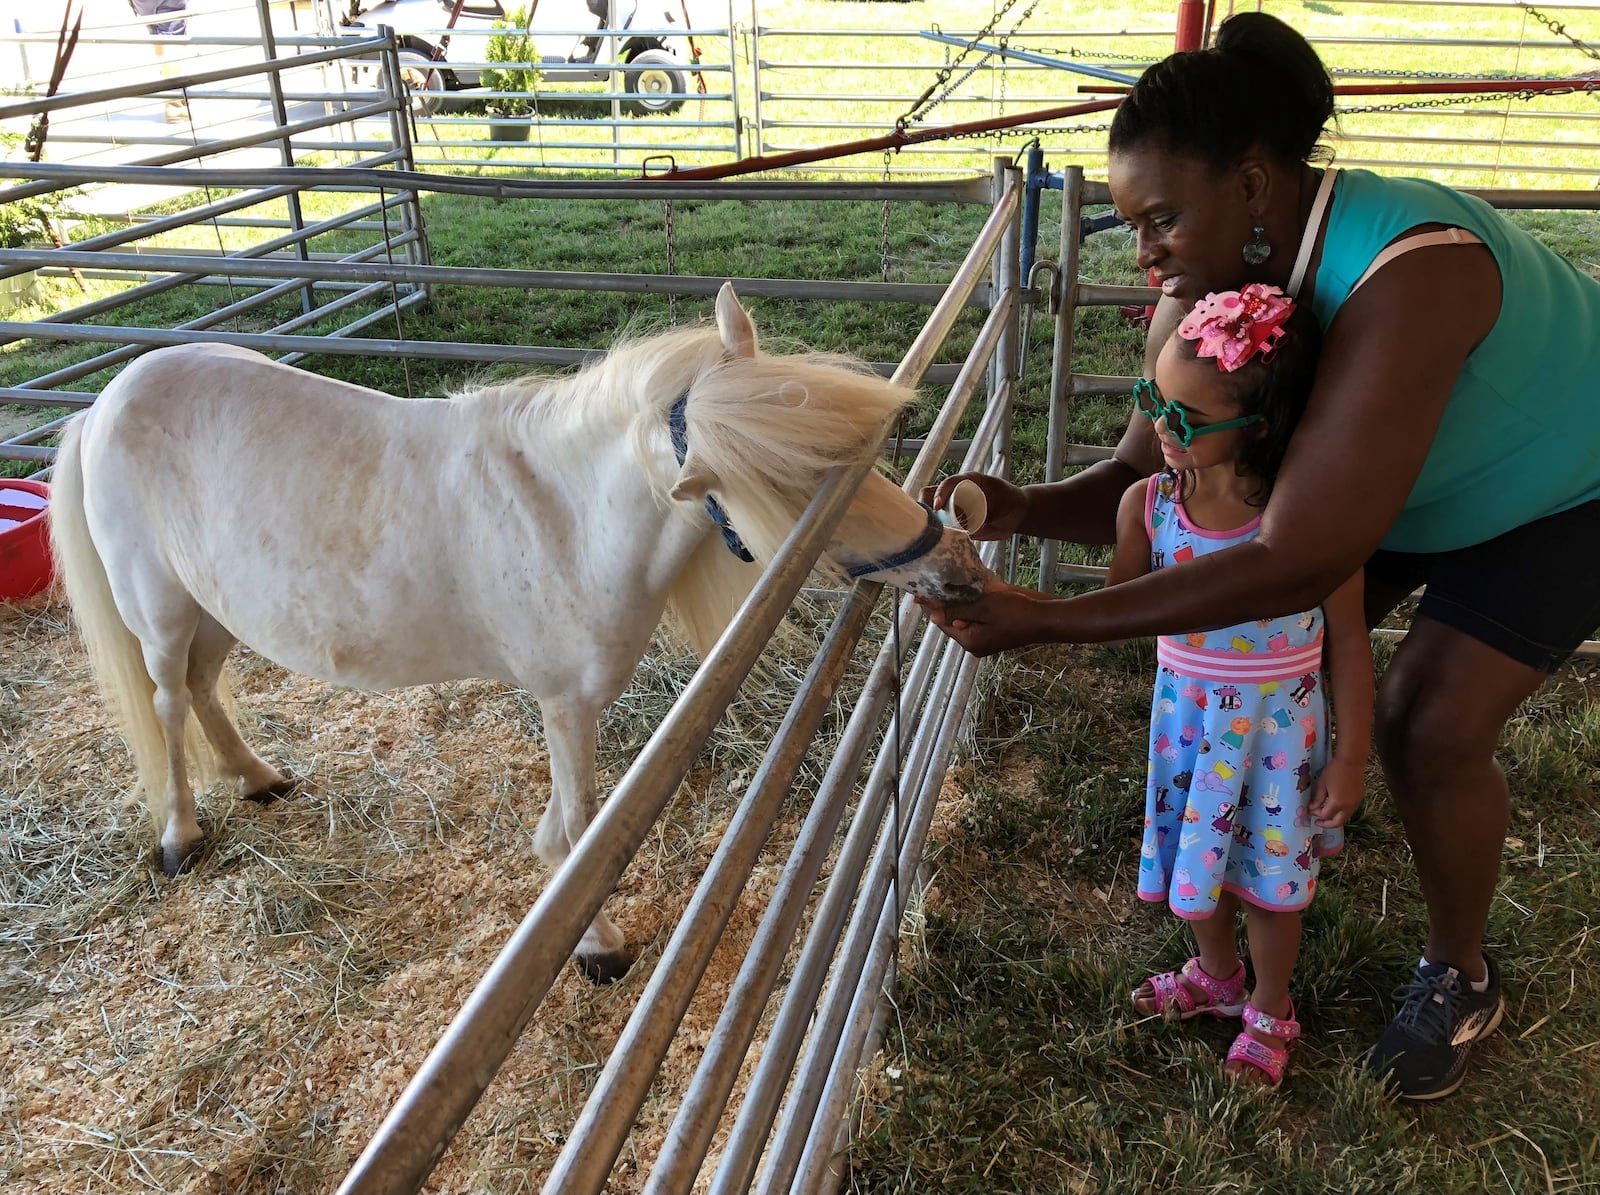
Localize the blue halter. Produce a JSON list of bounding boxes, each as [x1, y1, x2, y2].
[[669, 392, 946, 577], [669, 392, 755, 563], [844, 502, 945, 579]]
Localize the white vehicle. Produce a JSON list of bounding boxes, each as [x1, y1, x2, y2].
[[336, 0, 697, 116]]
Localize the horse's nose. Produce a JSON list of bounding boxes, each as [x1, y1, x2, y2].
[[916, 533, 989, 603], [941, 577, 985, 604]]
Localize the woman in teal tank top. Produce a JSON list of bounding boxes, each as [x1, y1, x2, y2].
[[919, 12, 1599, 1103]]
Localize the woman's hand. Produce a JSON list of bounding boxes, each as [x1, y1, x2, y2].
[[1309, 754, 1366, 829], [918, 576, 1067, 657], [919, 473, 1028, 542]]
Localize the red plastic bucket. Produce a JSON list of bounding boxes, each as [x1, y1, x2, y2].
[[0, 478, 54, 602]]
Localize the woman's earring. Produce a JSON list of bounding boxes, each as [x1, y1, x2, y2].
[[1243, 224, 1272, 266]]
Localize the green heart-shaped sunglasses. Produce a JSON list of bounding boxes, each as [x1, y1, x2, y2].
[[1133, 378, 1262, 449]]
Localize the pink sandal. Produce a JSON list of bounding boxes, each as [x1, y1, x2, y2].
[[1225, 1002, 1301, 1086], [1132, 957, 1247, 1021]]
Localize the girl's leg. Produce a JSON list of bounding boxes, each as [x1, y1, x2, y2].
[[1191, 891, 1244, 984], [1133, 892, 1242, 1013], [1229, 903, 1301, 1083]]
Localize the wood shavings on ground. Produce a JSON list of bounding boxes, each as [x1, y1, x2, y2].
[[1, 595, 850, 1193]]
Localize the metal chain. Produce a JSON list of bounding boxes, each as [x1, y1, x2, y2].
[[1520, 3, 1600, 62], [921, 0, 1041, 126], [880, 150, 894, 284], [1332, 65, 1567, 81], [664, 197, 676, 321], [1516, 2, 1600, 186], [1339, 86, 1564, 117], [929, 119, 1114, 147], [995, 1, 1009, 149], [899, 0, 1038, 128]]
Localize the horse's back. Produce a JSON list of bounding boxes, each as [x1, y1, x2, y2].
[[75, 345, 492, 685], [91, 343, 380, 434]]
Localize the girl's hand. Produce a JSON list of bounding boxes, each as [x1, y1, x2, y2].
[[1310, 755, 1366, 829], [918, 577, 1063, 657], [919, 473, 1028, 542]]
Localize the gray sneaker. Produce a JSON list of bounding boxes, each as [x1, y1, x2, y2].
[[1365, 953, 1504, 1100]]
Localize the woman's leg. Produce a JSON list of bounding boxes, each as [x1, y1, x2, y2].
[[1366, 616, 1544, 1097], [1375, 618, 1543, 975]]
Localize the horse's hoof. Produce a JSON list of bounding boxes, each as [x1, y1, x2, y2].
[[576, 948, 634, 985], [243, 776, 302, 805], [162, 841, 203, 878]]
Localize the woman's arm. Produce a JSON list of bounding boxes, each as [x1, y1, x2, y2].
[[926, 243, 1502, 655], [1103, 478, 1153, 588], [1309, 568, 1374, 829]]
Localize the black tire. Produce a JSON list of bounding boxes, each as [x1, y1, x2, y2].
[[623, 48, 687, 116], [378, 41, 446, 118]]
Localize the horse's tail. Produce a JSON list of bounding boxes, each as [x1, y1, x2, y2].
[[50, 415, 177, 829]]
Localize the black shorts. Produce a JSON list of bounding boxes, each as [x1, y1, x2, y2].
[[130, 0, 187, 36], [1365, 499, 1600, 672]]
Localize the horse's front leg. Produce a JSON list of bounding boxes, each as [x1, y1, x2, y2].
[[533, 696, 633, 984]]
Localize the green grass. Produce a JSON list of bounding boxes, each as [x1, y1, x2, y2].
[[846, 636, 1600, 1193]]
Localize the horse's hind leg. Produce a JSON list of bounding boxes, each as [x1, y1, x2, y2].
[[535, 696, 632, 984], [136, 615, 206, 877], [186, 613, 294, 804]]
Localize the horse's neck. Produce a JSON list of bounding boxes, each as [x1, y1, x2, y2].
[[465, 379, 712, 618], [464, 366, 758, 663]]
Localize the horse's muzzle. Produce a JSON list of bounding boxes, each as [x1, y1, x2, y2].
[[857, 526, 990, 603]]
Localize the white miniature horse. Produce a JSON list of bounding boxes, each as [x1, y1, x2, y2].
[[49, 284, 985, 982]]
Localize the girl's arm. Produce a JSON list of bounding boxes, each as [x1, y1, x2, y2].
[[1103, 478, 1154, 588], [1309, 568, 1375, 829]]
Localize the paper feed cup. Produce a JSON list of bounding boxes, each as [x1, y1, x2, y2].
[[933, 479, 988, 534]]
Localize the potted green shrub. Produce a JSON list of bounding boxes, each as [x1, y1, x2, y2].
[[482, 9, 540, 143]]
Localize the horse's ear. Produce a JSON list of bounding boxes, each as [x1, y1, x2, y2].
[[670, 452, 720, 502], [716, 282, 757, 359]]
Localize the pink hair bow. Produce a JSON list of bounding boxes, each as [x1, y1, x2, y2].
[[1176, 283, 1295, 373]]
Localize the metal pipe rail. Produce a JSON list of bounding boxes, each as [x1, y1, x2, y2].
[[0, 34, 393, 123], [9, 193, 411, 339], [332, 166, 1021, 1195], [0, 30, 428, 470], [749, 392, 1010, 1195], [0, 163, 996, 205], [563, 288, 1017, 1195], [789, 620, 989, 1195], [0, 100, 400, 209], [0, 248, 981, 308], [536, 330, 1019, 1195], [708, 379, 1012, 1195]]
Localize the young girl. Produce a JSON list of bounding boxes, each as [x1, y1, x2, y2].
[[1107, 284, 1373, 1088]]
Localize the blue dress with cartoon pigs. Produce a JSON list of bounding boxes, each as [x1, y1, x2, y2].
[[1136, 473, 1343, 919]]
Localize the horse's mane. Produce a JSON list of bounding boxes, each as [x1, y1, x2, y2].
[[455, 321, 917, 656], [665, 337, 918, 563]]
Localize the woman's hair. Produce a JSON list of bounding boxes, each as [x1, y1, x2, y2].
[[1109, 13, 1336, 170], [1172, 303, 1322, 506]]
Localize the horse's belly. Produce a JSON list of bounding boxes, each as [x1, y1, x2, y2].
[[187, 569, 506, 692]]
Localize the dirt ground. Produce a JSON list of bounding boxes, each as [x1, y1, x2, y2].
[[1, 593, 837, 1194]]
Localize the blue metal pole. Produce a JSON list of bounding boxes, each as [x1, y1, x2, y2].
[[918, 31, 1140, 86], [1021, 142, 1045, 279]]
